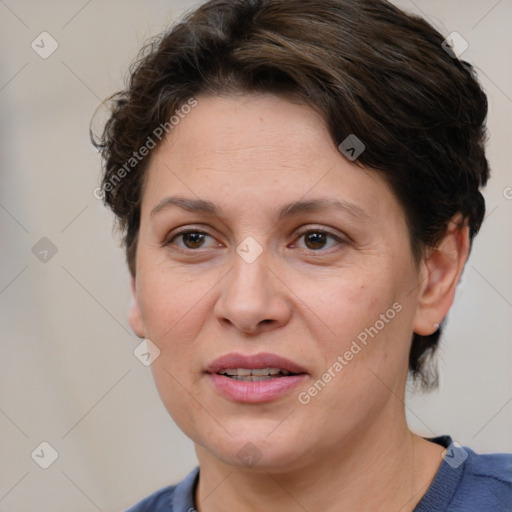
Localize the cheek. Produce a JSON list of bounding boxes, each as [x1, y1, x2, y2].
[[293, 264, 411, 384], [137, 262, 216, 435], [135, 262, 222, 412], [293, 265, 396, 340], [149, 361, 211, 444], [294, 296, 410, 438], [137, 257, 216, 340]]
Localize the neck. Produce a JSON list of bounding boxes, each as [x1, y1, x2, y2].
[[194, 405, 443, 512]]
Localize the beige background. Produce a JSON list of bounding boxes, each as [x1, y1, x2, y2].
[[1, 1, 511, 510]]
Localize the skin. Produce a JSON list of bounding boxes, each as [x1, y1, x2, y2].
[[129, 93, 470, 512]]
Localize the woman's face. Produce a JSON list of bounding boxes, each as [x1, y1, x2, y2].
[[130, 93, 430, 471]]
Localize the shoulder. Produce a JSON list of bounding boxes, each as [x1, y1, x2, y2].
[[415, 437, 511, 512], [452, 446, 512, 510], [124, 485, 175, 512], [462, 446, 512, 488], [465, 446, 512, 478]]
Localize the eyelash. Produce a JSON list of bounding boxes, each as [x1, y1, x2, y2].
[[164, 227, 346, 253]]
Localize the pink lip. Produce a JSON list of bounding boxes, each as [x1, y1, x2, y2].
[[205, 352, 308, 375], [205, 352, 308, 404]]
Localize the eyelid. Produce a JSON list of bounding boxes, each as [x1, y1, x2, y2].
[[294, 225, 346, 240]]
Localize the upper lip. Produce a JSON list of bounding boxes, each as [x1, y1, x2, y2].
[[205, 352, 308, 375]]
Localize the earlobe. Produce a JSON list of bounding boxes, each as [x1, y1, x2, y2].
[[128, 275, 145, 338], [413, 214, 470, 336]]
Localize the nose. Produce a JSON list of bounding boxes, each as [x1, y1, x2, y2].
[[214, 249, 292, 335]]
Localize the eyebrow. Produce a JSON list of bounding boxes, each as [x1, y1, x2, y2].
[[150, 195, 370, 221]]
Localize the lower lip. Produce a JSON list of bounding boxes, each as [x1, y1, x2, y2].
[[207, 373, 307, 403]]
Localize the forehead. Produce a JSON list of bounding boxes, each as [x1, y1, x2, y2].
[[141, 93, 403, 227], [161, 93, 335, 173]]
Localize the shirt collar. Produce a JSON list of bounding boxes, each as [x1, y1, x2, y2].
[[171, 466, 200, 511]]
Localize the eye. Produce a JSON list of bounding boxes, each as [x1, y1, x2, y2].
[[165, 229, 220, 250], [291, 228, 345, 251], [165, 227, 345, 253]]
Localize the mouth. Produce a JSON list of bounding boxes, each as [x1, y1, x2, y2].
[[205, 352, 308, 403], [216, 368, 300, 381], [205, 352, 307, 377]]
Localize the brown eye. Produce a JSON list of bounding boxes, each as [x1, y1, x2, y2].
[[180, 232, 207, 249], [293, 229, 344, 251], [167, 230, 215, 250], [304, 232, 329, 250]]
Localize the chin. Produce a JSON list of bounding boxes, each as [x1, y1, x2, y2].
[[195, 429, 312, 472]]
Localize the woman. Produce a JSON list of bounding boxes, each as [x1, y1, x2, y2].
[[93, 0, 511, 510]]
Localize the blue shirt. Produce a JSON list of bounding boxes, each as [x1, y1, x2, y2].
[[125, 436, 512, 511]]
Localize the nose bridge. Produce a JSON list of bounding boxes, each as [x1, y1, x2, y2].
[[229, 243, 272, 304], [215, 241, 290, 332]]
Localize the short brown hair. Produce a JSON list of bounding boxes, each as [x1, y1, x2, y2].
[[92, 0, 489, 389]]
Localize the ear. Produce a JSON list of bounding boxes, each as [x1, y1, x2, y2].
[[413, 213, 470, 336], [128, 275, 145, 338]]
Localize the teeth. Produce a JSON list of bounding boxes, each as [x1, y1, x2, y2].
[[233, 375, 275, 382], [219, 368, 291, 377], [251, 368, 272, 376]]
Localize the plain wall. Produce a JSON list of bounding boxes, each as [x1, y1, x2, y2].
[[1, 1, 511, 510]]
